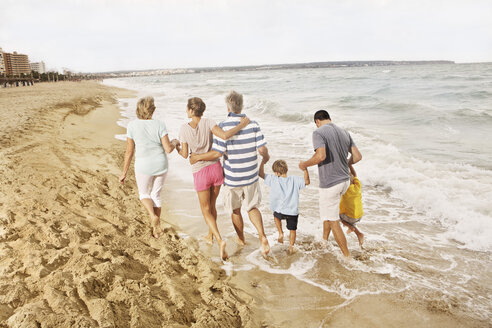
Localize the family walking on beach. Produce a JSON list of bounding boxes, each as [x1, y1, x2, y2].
[[120, 90, 363, 261]]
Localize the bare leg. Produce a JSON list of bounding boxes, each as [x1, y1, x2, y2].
[[340, 220, 355, 234], [204, 185, 221, 245], [210, 185, 225, 255], [231, 208, 246, 245], [140, 198, 162, 238], [288, 230, 296, 254], [202, 230, 214, 245], [274, 216, 284, 243], [328, 220, 350, 257], [247, 208, 270, 256], [323, 220, 332, 240], [352, 226, 365, 248], [197, 188, 228, 260]]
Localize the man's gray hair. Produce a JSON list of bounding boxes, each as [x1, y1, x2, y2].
[[225, 90, 243, 113]]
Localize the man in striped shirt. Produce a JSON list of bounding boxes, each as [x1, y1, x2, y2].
[[190, 91, 271, 256]]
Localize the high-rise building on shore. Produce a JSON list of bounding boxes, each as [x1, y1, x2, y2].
[[31, 61, 46, 74], [0, 48, 5, 76], [3, 51, 31, 76]]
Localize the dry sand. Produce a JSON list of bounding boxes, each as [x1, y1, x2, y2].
[[0, 82, 255, 328]]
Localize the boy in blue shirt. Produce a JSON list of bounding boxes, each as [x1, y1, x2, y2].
[[259, 159, 310, 254]]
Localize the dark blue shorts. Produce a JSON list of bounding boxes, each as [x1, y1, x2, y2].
[[274, 212, 299, 230]]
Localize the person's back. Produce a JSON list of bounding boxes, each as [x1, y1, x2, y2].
[[299, 109, 362, 258], [213, 113, 266, 187], [313, 123, 353, 188], [259, 159, 309, 254], [179, 116, 218, 173], [127, 119, 168, 175], [265, 175, 305, 216]]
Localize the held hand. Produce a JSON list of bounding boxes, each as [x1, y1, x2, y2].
[[171, 139, 180, 147], [299, 161, 307, 171], [119, 173, 126, 184]]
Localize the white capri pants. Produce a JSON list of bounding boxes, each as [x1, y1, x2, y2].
[[135, 172, 167, 208]]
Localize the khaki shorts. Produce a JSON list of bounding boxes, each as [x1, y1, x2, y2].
[[222, 181, 262, 215], [319, 180, 350, 221]]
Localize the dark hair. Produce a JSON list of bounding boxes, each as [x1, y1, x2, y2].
[[314, 110, 330, 122], [187, 97, 206, 117]]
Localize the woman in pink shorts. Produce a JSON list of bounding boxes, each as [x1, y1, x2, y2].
[[176, 97, 249, 260]]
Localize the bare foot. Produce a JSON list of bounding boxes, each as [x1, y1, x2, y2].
[[202, 234, 213, 245], [358, 233, 365, 249], [278, 233, 284, 244], [288, 245, 296, 255], [219, 240, 228, 261], [151, 215, 163, 239], [235, 237, 246, 246], [260, 237, 270, 257]]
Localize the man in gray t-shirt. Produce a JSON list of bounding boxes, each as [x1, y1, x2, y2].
[[299, 110, 362, 257]]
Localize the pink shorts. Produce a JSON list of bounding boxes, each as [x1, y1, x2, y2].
[[193, 161, 224, 192]]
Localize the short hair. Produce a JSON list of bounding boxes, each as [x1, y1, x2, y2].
[[272, 160, 288, 175], [136, 96, 156, 120], [187, 97, 206, 117], [225, 91, 243, 113], [314, 110, 330, 122]]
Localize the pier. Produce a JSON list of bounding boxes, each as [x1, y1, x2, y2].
[[0, 77, 35, 88]]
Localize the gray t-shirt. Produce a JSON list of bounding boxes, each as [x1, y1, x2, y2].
[[312, 123, 355, 188], [179, 117, 219, 173]]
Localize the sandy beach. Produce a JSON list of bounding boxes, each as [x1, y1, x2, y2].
[[0, 81, 489, 328], [0, 82, 254, 327]]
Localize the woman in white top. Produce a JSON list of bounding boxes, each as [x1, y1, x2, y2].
[[120, 96, 179, 239], [176, 97, 248, 260]]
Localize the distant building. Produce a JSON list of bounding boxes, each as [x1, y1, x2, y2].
[[3, 51, 31, 76], [0, 48, 5, 76], [31, 61, 46, 74]]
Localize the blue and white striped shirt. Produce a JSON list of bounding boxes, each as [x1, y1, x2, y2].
[[212, 112, 267, 187]]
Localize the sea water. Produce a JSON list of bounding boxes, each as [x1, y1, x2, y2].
[[104, 63, 492, 321]]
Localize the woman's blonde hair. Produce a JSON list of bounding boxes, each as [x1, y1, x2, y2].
[[187, 97, 206, 117], [272, 160, 288, 175], [136, 96, 156, 119]]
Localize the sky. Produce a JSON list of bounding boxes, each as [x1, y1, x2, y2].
[[1, 0, 491, 72]]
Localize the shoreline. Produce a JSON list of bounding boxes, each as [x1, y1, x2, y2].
[[0, 81, 255, 327], [0, 81, 488, 327]]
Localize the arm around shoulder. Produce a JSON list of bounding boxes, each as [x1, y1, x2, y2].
[[212, 116, 250, 140]]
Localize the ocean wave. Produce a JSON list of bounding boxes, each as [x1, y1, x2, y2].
[[247, 99, 312, 123], [432, 90, 492, 100], [358, 138, 492, 252]]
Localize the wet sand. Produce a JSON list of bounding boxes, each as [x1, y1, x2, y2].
[[162, 153, 490, 328]]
